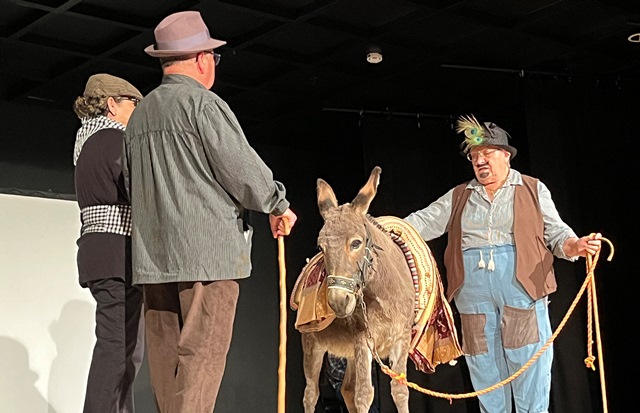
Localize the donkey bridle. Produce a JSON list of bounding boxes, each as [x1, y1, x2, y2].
[[325, 221, 384, 359], [326, 223, 379, 294]]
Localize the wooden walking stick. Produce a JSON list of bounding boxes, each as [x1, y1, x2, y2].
[[277, 218, 291, 413]]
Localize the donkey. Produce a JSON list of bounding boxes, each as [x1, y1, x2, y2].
[[300, 166, 416, 413]]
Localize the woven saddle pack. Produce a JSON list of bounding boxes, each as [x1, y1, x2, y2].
[[290, 216, 463, 374]]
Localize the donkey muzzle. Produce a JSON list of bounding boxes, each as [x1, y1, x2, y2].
[[327, 275, 358, 317]]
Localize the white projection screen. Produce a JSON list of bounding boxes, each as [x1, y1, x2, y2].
[[0, 193, 95, 413]]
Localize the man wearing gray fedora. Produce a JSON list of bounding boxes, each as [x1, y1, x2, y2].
[[123, 10, 297, 413], [404, 114, 601, 413]]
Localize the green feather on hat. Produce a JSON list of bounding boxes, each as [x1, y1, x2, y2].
[[455, 114, 518, 159], [456, 114, 487, 152]]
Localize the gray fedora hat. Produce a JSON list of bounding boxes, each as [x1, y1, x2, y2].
[[145, 11, 226, 58], [456, 114, 517, 159]]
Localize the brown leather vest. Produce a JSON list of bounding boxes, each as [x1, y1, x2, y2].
[[443, 175, 557, 302]]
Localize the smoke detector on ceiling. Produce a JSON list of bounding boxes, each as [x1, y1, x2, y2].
[[366, 45, 383, 64]]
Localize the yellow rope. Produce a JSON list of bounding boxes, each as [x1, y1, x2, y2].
[[376, 237, 614, 407], [584, 236, 614, 413]]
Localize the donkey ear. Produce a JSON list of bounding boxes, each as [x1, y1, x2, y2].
[[317, 178, 338, 219], [351, 166, 381, 215]]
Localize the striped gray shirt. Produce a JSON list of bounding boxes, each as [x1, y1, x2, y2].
[[124, 75, 290, 284]]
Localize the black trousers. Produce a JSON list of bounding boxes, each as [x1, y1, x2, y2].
[[84, 277, 144, 413]]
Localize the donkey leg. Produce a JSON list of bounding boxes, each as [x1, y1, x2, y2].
[[344, 345, 374, 413], [388, 340, 410, 413], [301, 334, 325, 413], [340, 359, 357, 412]]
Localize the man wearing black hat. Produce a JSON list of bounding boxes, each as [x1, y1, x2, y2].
[[123, 10, 297, 413], [404, 114, 601, 413]]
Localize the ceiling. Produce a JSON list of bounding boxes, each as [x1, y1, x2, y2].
[[2, 0, 640, 142]]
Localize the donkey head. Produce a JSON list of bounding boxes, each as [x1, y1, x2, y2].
[[316, 166, 381, 318]]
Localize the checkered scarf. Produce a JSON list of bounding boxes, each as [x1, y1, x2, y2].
[[81, 205, 131, 236], [74, 115, 131, 236], [73, 115, 125, 165]]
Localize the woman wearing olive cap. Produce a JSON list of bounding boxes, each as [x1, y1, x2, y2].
[[73, 73, 144, 413]]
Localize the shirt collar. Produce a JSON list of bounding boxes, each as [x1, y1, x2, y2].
[[466, 168, 522, 190]]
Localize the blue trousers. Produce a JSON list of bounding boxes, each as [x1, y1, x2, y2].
[[455, 245, 552, 413]]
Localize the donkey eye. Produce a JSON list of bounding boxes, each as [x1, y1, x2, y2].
[[350, 240, 362, 250]]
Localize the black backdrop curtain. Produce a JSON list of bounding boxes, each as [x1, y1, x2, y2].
[[522, 78, 630, 413]]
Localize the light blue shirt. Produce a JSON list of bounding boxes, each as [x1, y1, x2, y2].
[[404, 169, 578, 261]]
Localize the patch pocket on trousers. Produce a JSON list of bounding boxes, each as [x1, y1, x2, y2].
[[502, 305, 539, 349], [460, 313, 488, 355]]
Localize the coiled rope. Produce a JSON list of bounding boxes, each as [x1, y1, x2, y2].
[[376, 236, 614, 411]]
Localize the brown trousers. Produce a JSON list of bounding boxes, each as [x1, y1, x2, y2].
[[143, 280, 239, 413]]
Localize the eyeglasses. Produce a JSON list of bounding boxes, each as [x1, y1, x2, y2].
[[202, 50, 221, 66], [117, 96, 140, 107], [467, 148, 500, 162]]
